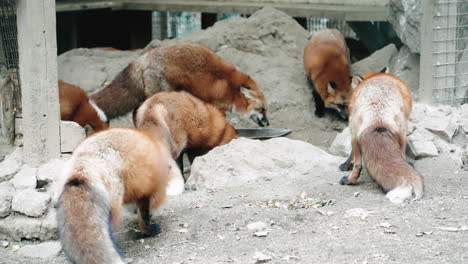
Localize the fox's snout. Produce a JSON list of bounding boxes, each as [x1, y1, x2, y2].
[[250, 112, 269, 127]]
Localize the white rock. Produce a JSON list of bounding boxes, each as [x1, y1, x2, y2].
[[351, 44, 398, 76], [407, 139, 438, 159], [12, 190, 51, 217], [254, 231, 269, 237], [0, 211, 57, 241], [188, 138, 341, 190], [0, 148, 23, 182], [0, 183, 14, 218], [253, 251, 272, 263], [37, 158, 66, 183], [10, 165, 37, 190], [17, 241, 62, 259], [329, 127, 351, 157], [60, 121, 85, 153], [345, 208, 372, 220], [247, 221, 267, 232], [423, 114, 459, 142]]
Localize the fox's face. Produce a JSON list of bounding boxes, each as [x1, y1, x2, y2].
[[238, 86, 269, 127], [324, 81, 352, 119]]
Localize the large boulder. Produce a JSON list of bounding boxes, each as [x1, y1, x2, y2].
[[351, 44, 398, 75], [187, 137, 342, 190], [389, 45, 420, 99], [389, 0, 422, 54]]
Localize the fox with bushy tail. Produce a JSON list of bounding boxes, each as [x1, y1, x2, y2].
[[339, 71, 424, 203], [56, 128, 180, 263]]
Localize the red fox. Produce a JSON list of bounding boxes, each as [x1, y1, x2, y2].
[[134, 91, 238, 182], [339, 71, 424, 203], [59, 80, 108, 132], [90, 43, 269, 126], [56, 128, 180, 263], [303, 29, 351, 119]]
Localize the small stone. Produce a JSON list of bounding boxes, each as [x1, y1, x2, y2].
[[0, 183, 14, 217], [12, 189, 51, 217], [253, 251, 272, 263], [407, 139, 439, 159], [11, 244, 20, 252], [60, 121, 86, 153], [0, 148, 23, 182], [253, 231, 269, 237], [37, 158, 67, 183], [434, 226, 459, 232], [247, 221, 267, 232], [17, 241, 62, 259], [380, 222, 392, 228], [329, 127, 351, 157], [1, 241, 8, 248], [345, 208, 372, 220], [10, 165, 37, 190]]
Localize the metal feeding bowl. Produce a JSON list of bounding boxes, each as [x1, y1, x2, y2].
[[235, 128, 292, 140]]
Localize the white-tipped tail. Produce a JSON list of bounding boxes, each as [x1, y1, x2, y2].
[[165, 159, 184, 196], [90, 100, 108, 123], [385, 183, 423, 204]]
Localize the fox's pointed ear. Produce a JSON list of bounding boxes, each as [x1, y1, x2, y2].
[[327, 82, 337, 94], [240, 86, 255, 99], [380, 67, 389, 73], [351, 75, 364, 89]]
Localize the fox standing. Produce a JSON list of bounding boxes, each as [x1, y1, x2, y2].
[[91, 43, 269, 126], [339, 71, 424, 203], [303, 29, 351, 119], [59, 80, 108, 132], [134, 91, 238, 190], [56, 128, 180, 263]]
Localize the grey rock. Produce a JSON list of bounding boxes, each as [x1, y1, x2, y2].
[[407, 128, 438, 159], [422, 113, 459, 142], [351, 44, 398, 76], [188, 137, 341, 190], [17, 241, 62, 259], [0, 148, 23, 182], [12, 190, 51, 217], [58, 48, 141, 94], [0, 183, 14, 218], [10, 165, 37, 190], [0, 211, 57, 241], [408, 139, 439, 159], [60, 121, 86, 153], [389, 0, 422, 54], [329, 127, 351, 157], [37, 158, 67, 183], [389, 45, 420, 100]]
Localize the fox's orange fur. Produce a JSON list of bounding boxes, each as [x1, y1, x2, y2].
[[59, 80, 108, 132], [91, 43, 269, 126], [56, 128, 179, 263], [134, 91, 238, 188], [134, 91, 238, 160], [339, 72, 423, 203], [303, 29, 351, 119]]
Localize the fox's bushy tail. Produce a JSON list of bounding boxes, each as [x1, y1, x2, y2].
[[361, 126, 424, 204], [56, 174, 125, 264]]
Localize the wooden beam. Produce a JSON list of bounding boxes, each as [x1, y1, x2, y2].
[[17, 0, 60, 165], [419, 0, 434, 103], [121, 0, 390, 21]]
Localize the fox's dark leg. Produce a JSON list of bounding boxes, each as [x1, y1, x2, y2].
[[339, 152, 353, 171], [176, 154, 184, 176], [136, 198, 160, 237], [186, 148, 210, 164], [312, 89, 325, 118], [340, 139, 362, 185]]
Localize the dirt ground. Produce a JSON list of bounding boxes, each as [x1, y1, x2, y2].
[[2, 7, 468, 264], [1, 115, 467, 264]]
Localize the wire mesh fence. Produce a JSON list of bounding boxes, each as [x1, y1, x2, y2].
[[432, 0, 468, 105], [307, 17, 357, 39], [0, 0, 21, 115]]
